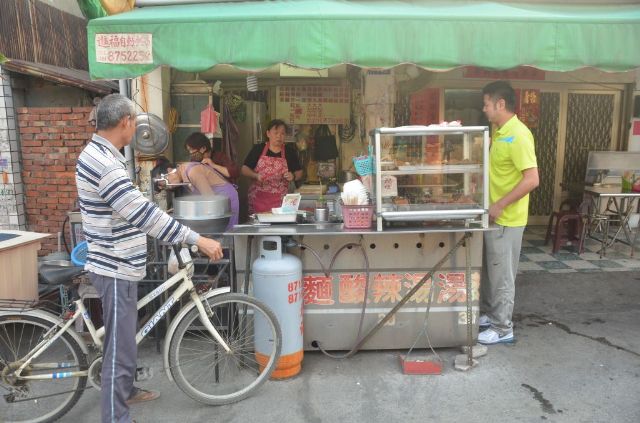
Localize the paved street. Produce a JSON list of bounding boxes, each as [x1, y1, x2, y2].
[[62, 269, 640, 423]]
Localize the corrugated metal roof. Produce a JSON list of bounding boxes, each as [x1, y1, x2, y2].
[[3, 59, 118, 95]]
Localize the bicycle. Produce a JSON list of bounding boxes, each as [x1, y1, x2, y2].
[[0, 244, 282, 423]]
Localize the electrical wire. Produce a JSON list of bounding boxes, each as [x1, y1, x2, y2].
[[297, 242, 330, 277], [61, 214, 71, 254], [295, 241, 372, 359]]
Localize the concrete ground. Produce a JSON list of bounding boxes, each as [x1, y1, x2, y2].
[[61, 269, 640, 423]]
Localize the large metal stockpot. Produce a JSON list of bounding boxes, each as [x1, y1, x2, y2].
[[173, 194, 231, 234]]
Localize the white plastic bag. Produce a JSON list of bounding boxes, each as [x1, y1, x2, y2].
[[168, 247, 193, 275]]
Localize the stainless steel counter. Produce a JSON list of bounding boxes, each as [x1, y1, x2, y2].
[[226, 222, 492, 353], [226, 222, 492, 236]]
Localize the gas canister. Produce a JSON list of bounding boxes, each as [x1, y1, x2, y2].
[[253, 236, 303, 378]]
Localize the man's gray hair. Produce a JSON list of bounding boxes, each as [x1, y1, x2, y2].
[[96, 94, 136, 130]]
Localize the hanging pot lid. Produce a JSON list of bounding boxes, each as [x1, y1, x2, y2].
[[132, 113, 169, 156]]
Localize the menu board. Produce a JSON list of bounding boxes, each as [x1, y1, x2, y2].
[[410, 88, 440, 125], [276, 85, 350, 125]]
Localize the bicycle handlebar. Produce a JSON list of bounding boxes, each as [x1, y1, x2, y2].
[[172, 244, 201, 270]]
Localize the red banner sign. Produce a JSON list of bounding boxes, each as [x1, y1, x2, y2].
[[463, 66, 545, 81]]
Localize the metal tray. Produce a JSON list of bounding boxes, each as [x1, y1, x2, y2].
[[256, 213, 298, 223]]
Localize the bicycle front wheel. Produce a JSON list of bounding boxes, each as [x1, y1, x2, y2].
[[0, 314, 88, 423], [168, 293, 282, 405]]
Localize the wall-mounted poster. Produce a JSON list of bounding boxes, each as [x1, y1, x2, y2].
[[276, 86, 350, 125]]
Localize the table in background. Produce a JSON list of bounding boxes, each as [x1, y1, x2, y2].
[[0, 230, 51, 302], [582, 186, 640, 257]]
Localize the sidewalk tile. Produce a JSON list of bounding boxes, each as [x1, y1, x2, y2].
[[526, 253, 557, 262]]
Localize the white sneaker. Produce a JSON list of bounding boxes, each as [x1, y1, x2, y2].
[[478, 314, 491, 328], [477, 328, 514, 345]]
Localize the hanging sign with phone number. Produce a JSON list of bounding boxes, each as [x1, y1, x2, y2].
[[95, 33, 153, 64]]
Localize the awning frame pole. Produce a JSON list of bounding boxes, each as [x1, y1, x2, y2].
[[119, 79, 136, 182]]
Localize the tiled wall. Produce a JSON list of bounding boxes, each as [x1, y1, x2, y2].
[[0, 65, 26, 230]]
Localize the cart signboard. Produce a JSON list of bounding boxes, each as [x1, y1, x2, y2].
[[302, 271, 480, 307]]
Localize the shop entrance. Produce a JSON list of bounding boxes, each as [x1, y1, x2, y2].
[[530, 90, 620, 224]]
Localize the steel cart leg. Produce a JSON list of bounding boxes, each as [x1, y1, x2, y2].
[[465, 235, 473, 366]]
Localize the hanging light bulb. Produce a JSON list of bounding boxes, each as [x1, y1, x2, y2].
[[246, 74, 258, 92]]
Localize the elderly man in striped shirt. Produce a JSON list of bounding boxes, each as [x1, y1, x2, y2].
[[76, 94, 223, 423]]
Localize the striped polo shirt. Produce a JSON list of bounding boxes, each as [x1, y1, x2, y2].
[[76, 134, 199, 281]]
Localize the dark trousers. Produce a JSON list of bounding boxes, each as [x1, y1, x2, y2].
[[89, 272, 138, 423]]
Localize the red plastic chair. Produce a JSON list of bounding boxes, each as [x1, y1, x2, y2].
[[545, 199, 583, 254]]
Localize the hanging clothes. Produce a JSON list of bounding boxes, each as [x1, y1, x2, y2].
[[221, 101, 239, 164], [247, 143, 289, 214], [200, 103, 218, 136]]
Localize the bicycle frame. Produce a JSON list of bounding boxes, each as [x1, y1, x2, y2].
[[12, 261, 232, 381]]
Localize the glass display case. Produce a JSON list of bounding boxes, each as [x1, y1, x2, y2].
[[371, 125, 490, 231]]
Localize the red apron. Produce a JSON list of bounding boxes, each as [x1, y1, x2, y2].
[[247, 143, 289, 214]]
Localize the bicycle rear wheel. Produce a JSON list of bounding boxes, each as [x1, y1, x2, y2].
[[0, 314, 87, 423], [168, 293, 282, 405]]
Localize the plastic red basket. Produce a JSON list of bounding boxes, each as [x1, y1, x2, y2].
[[342, 204, 374, 229]]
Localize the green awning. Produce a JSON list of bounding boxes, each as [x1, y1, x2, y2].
[[87, 0, 640, 80]]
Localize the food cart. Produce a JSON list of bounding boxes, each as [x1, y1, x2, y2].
[[228, 125, 491, 354]]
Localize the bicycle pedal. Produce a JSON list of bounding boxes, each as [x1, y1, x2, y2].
[[135, 366, 153, 382]]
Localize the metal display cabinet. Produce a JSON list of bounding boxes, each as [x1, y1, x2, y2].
[[371, 126, 490, 231]]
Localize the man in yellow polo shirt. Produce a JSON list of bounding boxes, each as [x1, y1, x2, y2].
[[478, 81, 539, 345]]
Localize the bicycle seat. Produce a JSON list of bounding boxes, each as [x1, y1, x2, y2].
[[39, 262, 85, 285]]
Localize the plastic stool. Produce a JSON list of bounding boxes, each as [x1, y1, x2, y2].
[[545, 210, 583, 254]]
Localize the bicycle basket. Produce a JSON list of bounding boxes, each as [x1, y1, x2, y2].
[[71, 241, 88, 266]]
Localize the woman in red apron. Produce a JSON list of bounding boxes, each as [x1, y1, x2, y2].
[[242, 120, 302, 214]]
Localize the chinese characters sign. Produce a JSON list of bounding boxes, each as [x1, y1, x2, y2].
[[516, 89, 540, 129], [381, 175, 398, 197], [95, 33, 153, 64], [275, 85, 350, 125], [463, 66, 545, 81], [302, 271, 480, 306]]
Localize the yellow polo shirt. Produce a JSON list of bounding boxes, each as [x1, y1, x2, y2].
[[489, 115, 537, 227]]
